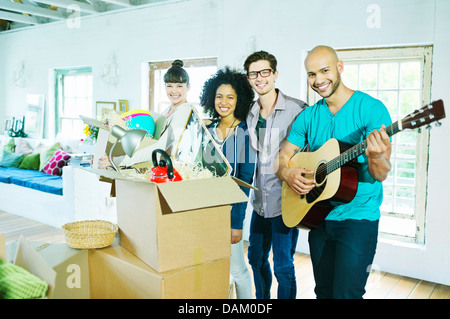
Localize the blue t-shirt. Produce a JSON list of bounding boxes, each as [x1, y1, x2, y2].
[[287, 90, 392, 221]]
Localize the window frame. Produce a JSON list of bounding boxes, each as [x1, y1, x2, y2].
[[306, 45, 433, 244], [54, 66, 93, 138]]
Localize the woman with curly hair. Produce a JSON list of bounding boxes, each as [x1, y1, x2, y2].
[[200, 67, 256, 299]]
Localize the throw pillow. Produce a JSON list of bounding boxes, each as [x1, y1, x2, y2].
[[39, 142, 62, 171], [33, 142, 46, 154], [14, 138, 33, 155], [18, 153, 40, 170], [42, 150, 71, 175], [0, 149, 24, 168], [1, 138, 15, 154]]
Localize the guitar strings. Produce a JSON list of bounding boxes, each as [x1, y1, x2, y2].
[[313, 121, 399, 177], [312, 102, 441, 178]]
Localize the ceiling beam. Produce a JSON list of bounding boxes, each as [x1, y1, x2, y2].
[[0, 0, 64, 20], [32, 0, 99, 13], [0, 10, 40, 24], [96, 0, 131, 7], [0, 18, 9, 27]]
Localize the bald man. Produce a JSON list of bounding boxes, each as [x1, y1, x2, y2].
[[275, 45, 392, 299]]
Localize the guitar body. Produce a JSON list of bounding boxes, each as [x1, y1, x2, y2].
[[281, 138, 359, 229]]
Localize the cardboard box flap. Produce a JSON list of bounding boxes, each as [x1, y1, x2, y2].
[[153, 114, 167, 140], [157, 176, 248, 213], [84, 167, 147, 183], [13, 236, 57, 298], [0, 233, 5, 261], [80, 115, 109, 131], [231, 176, 258, 191]]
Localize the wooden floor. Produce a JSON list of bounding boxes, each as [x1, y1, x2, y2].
[[243, 242, 450, 299], [1, 211, 450, 299], [243, 235, 450, 299]]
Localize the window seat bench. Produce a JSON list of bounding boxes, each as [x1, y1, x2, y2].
[[0, 165, 116, 228]]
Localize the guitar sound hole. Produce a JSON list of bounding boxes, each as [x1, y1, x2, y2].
[[315, 163, 327, 185], [306, 162, 327, 204]]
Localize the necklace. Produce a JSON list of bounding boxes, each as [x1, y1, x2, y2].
[[217, 118, 238, 141]]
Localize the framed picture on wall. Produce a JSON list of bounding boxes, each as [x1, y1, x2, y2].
[[96, 101, 116, 119], [118, 100, 129, 113]]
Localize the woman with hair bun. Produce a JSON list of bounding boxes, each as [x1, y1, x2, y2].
[[161, 59, 192, 119], [98, 59, 194, 168]]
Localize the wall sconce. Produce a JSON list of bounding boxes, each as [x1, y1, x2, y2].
[[13, 61, 26, 88], [101, 51, 120, 87]]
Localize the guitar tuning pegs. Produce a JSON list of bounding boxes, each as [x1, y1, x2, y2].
[[426, 124, 432, 130], [435, 121, 442, 127]]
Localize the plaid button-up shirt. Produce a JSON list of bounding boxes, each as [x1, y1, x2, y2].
[[246, 89, 308, 218]]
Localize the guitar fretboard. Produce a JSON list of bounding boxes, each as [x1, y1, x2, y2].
[[325, 121, 400, 174]]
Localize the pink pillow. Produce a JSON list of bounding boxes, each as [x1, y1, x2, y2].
[[42, 150, 71, 175]]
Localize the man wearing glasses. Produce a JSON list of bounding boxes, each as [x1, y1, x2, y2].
[[244, 50, 308, 299]]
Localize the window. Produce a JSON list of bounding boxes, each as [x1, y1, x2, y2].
[[55, 67, 93, 139], [307, 46, 433, 244], [148, 58, 218, 118]]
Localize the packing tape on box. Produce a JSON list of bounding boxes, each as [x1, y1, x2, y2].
[[194, 264, 203, 292], [193, 247, 203, 292], [35, 243, 51, 252], [193, 247, 203, 265]]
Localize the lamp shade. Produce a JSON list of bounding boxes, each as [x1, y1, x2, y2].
[[110, 125, 147, 158], [108, 125, 147, 171]]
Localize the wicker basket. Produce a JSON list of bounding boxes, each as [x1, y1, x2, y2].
[[62, 220, 118, 249]]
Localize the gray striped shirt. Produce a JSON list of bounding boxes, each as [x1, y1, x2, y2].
[[246, 89, 308, 218]]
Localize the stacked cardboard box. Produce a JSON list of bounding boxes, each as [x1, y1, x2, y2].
[[89, 241, 231, 298], [85, 165, 249, 298]]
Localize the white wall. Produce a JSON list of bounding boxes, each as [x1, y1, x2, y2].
[[1, 0, 450, 286], [0, 0, 221, 136]]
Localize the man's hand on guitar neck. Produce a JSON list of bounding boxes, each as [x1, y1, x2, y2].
[[275, 141, 316, 195]]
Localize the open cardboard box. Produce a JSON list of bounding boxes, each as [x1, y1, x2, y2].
[[2, 235, 90, 299], [86, 167, 252, 273], [89, 240, 230, 299], [1, 234, 56, 299], [83, 107, 256, 272]]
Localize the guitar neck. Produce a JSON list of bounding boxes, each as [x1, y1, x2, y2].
[[326, 121, 400, 174]]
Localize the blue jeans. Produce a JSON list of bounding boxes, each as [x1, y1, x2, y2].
[[308, 219, 379, 299], [247, 211, 299, 299]]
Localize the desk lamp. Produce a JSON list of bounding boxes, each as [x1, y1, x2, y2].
[[108, 125, 147, 171]]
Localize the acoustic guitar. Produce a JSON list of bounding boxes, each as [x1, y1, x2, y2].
[[281, 99, 446, 229]]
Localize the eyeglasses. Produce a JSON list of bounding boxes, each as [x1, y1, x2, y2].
[[247, 69, 274, 79]]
